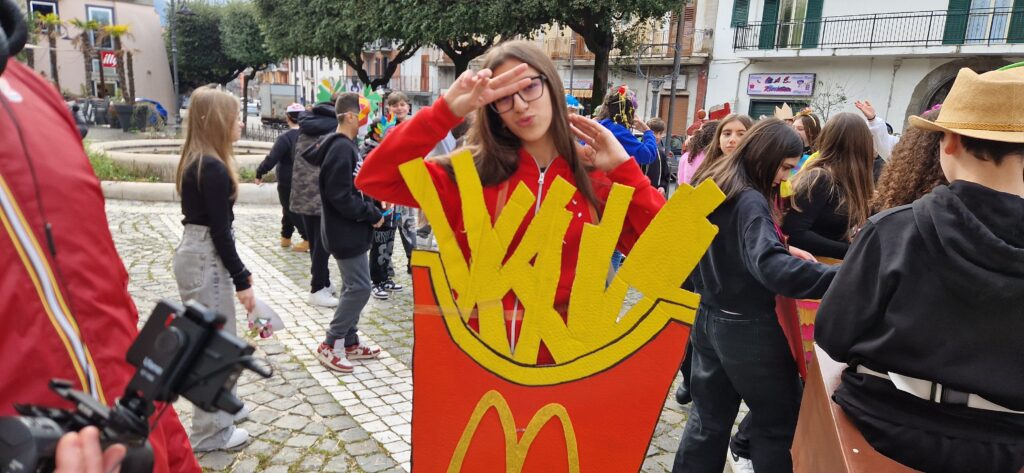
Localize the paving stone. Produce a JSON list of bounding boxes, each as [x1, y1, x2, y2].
[[285, 434, 319, 448], [326, 416, 359, 431], [244, 440, 278, 456], [339, 427, 371, 443], [323, 454, 353, 473], [300, 454, 326, 471], [357, 453, 398, 472], [345, 439, 380, 456], [302, 421, 328, 436], [261, 466, 290, 473], [231, 458, 260, 473], [274, 414, 310, 430], [270, 446, 304, 465], [196, 451, 234, 471]]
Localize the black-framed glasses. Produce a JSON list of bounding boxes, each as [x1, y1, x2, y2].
[[489, 75, 547, 114]]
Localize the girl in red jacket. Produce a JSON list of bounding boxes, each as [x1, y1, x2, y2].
[[356, 41, 665, 365]]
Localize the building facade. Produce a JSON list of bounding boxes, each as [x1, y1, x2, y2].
[[23, 0, 175, 119], [705, 0, 1024, 130], [535, 2, 715, 136]]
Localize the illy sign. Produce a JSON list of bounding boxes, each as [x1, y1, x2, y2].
[[100, 51, 118, 68]]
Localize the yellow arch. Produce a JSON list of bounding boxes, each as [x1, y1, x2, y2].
[[447, 390, 579, 473]]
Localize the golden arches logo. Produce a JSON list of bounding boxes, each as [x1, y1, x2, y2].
[[447, 390, 580, 473]]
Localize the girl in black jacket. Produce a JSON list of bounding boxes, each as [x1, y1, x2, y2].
[[783, 112, 876, 260], [672, 119, 838, 473]]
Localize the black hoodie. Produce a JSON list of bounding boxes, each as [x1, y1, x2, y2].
[[817, 180, 1024, 412], [288, 103, 337, 216]]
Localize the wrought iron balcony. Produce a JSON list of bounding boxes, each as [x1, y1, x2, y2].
[[734, 7, 1024, 51]]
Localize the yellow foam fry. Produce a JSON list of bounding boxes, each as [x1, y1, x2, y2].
[[398, 158, 470, 311], [450, 152, 515, 351], [503, 177, 584, 364], [566, 183, 634, 343], [613, 181, 725, 331]]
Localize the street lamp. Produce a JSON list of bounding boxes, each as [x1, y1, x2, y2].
[[568, 37, 575, 98]]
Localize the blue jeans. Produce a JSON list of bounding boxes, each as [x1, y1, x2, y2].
[[673, 305, 802, 473]]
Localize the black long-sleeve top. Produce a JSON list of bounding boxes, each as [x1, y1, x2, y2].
[[255, 128, 299, 188], [782, 171, 851, 259], [693, 188, 838, 316], [180, 155, 251, 291]]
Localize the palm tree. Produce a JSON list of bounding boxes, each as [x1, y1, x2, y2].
[[69, 19, 102, 97], [35, 12, 65, 91], [100, 25, 134, 104]]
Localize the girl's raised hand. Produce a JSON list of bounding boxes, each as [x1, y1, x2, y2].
[[443, 64, 534, 118], [569, 114, 630, 173]]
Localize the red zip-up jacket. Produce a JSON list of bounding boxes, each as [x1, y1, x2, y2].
[[0, 60, 200, 472], [356, 97, 665, 363]]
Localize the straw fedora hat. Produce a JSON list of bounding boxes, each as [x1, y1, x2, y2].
[[909, 66, 1024, 143]]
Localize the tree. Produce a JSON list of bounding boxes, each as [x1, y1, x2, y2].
[[101, 25, 134, 104], [409, 0, 546, 76], [528, 0, 677, 110], [165, 3, 248, 91], [221, 1, 276, 127], [35, 12, 64, 92], [69, 19, 102, 97], [256, 0, 422, 91], [808, 79, 850, 122]]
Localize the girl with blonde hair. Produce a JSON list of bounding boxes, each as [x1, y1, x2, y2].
[[173, 85, 253, 451]]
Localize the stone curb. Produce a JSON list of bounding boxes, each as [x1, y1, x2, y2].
[[101, 181, 280, 205]]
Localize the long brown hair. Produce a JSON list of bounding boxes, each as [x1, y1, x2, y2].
[[791, 112, 875, 232], [794, 111, 822, 153], [175, 85, 240, 198], [693, 114, 754, 179], [872, 108, 947, 211], [694, 118, 803, 203], [440, 41, 599, 210]]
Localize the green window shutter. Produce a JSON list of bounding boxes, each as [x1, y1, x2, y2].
[[943, 0, 971, 45], [802, 0, 825, 48], [759, 0, 781, 49], [732, 0, 751, 27], [1008, 0, 1024, 43]]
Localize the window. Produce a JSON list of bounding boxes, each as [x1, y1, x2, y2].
[[86, 5, 115, 50], [29, 0, 57, 16], [29, 1, 57, 34]]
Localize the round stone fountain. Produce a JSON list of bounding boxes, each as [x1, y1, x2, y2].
[[89, 139, 274, 181]]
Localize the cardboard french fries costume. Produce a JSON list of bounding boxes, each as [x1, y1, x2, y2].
[[357, 97, 725, 471]]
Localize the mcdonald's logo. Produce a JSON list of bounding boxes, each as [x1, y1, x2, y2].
[[447, 390, 580, 473]]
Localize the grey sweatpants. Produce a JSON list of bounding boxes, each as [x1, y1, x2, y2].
[[325, 251, 371, 348], [172, 224, 239, 451]]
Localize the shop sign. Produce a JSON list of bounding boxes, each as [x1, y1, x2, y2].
[[747, 73, 815, 96]]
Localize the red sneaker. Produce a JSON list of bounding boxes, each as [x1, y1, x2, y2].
[[316, 343, 353, 373], [345, 343, 381, 360]]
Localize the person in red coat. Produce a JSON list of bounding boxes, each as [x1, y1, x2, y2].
[[0, 46, 201, 473], [356, 41, 665, 365]]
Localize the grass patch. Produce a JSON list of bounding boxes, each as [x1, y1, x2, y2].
[[85, 143, 161, 182]]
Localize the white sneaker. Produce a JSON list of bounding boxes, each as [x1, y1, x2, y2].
[[729, 448, 755, 473], [232, 405, 250, 423], [308, 287, 339, 307], [223, 427, 249, 450]]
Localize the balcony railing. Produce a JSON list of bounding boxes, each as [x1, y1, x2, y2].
[[734, 7, 1024, 51]]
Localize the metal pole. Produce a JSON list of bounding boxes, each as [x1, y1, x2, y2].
[[569, 37, 575, 99], [664, 2, 687, 154], [170, 0, 181, 126]]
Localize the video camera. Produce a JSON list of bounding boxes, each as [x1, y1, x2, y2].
[[0, 300, 273, 472]]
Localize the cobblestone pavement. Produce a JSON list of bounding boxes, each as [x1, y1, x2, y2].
[[108, 198, 736, 473]]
